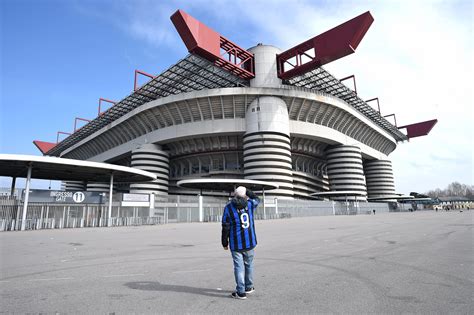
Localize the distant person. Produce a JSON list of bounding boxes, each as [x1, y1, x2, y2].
[[221, 186, 260, 300], [372, 209, 376, 215]]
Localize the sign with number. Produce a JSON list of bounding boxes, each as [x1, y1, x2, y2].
[[240, 212, 249, 229], [72, 192, 85, 203], [23, 190, 104, 204]]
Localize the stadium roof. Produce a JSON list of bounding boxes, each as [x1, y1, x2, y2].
[[45, 54, 248, 156], [367, 195, 415, 201], [177, 178, 279, 192], [0, 154, 157, 182], [311, 191, 367, 197], [284, 67, 408, 142], [44, 54, 406, 157]]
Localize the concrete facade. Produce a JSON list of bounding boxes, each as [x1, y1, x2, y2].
[[60, 45, 398, 199]]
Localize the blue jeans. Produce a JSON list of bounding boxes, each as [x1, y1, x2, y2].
[[231, 249, 254, 294]]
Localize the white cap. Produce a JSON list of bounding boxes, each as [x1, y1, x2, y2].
[[234, 186, 246, 198]]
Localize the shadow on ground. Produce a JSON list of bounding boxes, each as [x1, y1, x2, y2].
[[124, 281, 231, 298]]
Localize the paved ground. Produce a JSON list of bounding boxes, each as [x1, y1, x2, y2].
[[0, 211, 473, 314]]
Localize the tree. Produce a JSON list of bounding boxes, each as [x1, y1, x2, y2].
[[425, 182, 474, 198]]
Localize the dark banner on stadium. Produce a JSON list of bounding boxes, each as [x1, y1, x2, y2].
[[22, 190, 104, 204]]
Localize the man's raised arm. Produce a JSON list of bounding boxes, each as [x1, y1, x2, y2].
[[246, 189, 260, 207]]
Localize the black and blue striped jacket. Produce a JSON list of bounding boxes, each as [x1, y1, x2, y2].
[[221, 191, 259, 251]]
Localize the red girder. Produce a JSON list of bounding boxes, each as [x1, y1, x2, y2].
[[33, 140, 56, 155], [134, 69, 155, 91], [56, 131, 72, 144], [277, 11, 374, 80], [98, 98, 117, 116], [398, 119, 438, 139], [340, 75, 357, 95], [365, 97, 380, 113], [171, 9, 254, 80], [383, 114, 398, 127], [74, 117, 91, 132]]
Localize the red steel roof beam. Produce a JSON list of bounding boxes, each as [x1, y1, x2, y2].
[[383, 114, 398, 127], [98, 98, 117, 116], [365, 97, 380, 114], [33, 140, 56, 155], [170, 9, 254, 80], [56, 131, 72, 144], [134, 69, 156, 91], [74, 117, 91, 132], [398, 119, 438, 139], [277, 11, 374, 80], [339, 75, 357, 95]]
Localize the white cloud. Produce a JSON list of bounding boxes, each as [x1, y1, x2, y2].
[[207, 0, 474, 193]]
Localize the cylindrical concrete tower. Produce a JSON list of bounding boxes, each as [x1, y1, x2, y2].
[[243, 45, 294, 197], [129, 143, 169, 195], [62, 181, 85, 191], [86, 182, 111, 192], [363, 159, 396, 198], [249, 44, 282, 88], [325, 145, 367, 201]]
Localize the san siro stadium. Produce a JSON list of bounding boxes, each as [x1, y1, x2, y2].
[[34, 9, 436, 201]]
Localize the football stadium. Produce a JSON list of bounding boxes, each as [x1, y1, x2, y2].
[[3, 6, 473, 315], [0, 7, 440, 234], [31, 10, 436, 202]]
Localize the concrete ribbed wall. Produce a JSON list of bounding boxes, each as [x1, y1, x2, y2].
[[63, 181, 85, 191], [364, 159, 396, 198], [325, 145, 367, 201], [86, 182, 111, 192], [243, 132, 294, 197], [129, 143, 169, 195], [243, 96, 294, 197]]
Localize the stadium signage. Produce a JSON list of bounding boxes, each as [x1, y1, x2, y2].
[[23, 190, 104, 204], [122, 193, 149, 202], [121, 193, 150, 207]]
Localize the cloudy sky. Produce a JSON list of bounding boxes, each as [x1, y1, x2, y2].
[[1, 0, 472, 194]]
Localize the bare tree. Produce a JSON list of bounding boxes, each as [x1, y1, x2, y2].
[[425, 182, 474, 198]]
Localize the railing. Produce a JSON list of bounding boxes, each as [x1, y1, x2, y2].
[[1, 194, 404, 232]]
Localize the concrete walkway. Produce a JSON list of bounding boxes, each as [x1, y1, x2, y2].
[[1, 211, 473, 314]]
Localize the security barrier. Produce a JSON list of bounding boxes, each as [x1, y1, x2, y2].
[[1, 194, 397, 231]]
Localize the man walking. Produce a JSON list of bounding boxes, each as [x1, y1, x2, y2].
[[221, 186, 260, 299]]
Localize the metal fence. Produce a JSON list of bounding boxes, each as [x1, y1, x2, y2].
[[0, 195, 158, 232], [1, 194, 400, 232]]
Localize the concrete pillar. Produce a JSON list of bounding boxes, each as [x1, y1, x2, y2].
[[243, 96, 294, 198], [20, 164, 32, 231], [63, 181, 86, 191], [364, 159, 396, 198], [249, 44, 282, 88], [129, 143, 169, 196], [243, 45, 293, 198], [86, 182, 111, 192], [198, 195, 203, 222], [325, 145, 367, 201], [108, 173, 114, 227]]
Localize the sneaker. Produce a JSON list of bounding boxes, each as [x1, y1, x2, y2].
[[245, 287, 255, 294], [231, 292, 247, 300]]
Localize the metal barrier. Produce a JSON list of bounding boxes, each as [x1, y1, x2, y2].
[[0, 194, 408, 232]]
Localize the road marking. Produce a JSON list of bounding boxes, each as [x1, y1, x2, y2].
[[101, 274, 145, 278], [28, 277, 74, 282], [0, 280, 11, 283], [173, 269, 211, 274]]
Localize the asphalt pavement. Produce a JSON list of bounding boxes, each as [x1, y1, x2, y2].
[[1, 211, 473, 314]]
